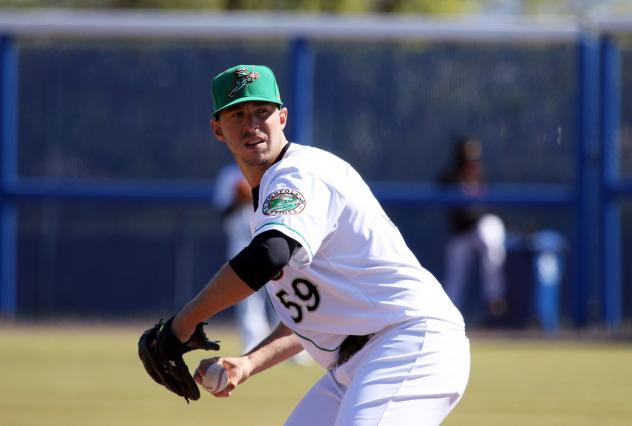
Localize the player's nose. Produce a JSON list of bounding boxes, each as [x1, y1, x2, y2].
[[243, 113, 260, 131]]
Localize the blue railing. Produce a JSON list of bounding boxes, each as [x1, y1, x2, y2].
[[0, 17, 628, 327]]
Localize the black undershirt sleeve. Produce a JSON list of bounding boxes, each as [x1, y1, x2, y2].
[[229, 230, 300, 291]]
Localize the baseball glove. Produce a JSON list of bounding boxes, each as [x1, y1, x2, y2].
[[138, 317, 220, 402]]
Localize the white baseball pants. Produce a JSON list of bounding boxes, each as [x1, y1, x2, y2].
[[444, 214, 506, 308], [284, 319, 470, 426]]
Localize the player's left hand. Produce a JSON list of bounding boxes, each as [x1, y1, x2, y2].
[[138, 317, 220, 402]]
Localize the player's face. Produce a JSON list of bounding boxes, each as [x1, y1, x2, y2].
[[212, 101, 288, 170]]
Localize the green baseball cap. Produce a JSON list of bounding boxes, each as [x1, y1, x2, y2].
[[212, 65, 283, 118]]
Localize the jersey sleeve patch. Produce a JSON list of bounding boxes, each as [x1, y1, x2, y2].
[[262, 188, 306, 216]]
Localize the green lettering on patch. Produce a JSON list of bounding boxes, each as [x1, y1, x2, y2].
[[263, 189, 306, 216]]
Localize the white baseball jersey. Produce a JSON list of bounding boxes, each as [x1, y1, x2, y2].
[[252, 143, 464, 368]]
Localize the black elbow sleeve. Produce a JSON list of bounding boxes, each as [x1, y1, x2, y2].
[[229, 230, 300, 291]]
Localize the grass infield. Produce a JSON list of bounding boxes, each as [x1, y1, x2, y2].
[[0, 323, 631, 426]]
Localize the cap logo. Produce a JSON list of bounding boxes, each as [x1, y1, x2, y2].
[[263, 189, 306, 216], [228, 67, 260, 98]]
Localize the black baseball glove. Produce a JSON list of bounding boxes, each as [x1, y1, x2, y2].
[[138, 317, 220, 402]]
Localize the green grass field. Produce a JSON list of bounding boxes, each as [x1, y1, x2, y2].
[[1, 324, 631, 426]]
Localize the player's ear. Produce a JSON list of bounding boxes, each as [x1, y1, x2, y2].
[[211, 118, 225, 142], [279, 107, 288, 130]]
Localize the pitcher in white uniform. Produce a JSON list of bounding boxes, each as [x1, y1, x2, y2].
[[169, 64, 470, 425]]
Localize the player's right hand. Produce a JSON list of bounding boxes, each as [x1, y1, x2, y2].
[[194, 356, 252, 398]]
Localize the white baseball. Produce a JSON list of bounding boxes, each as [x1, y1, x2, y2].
[[201, 362, 229, 393]]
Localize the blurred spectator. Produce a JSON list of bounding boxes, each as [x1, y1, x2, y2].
[[439, 136, 507, 320], [214, 163, 274, 352]]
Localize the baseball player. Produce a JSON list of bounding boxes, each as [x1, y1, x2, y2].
[[439, 137, 507, 319], [138, 65, 470, 425]]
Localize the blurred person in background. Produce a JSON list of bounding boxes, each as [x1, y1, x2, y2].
[[214, 162, 274, 353], [439, 136, 508, 320]]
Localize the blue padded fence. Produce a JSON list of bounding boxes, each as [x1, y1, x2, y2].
[[0, 14, 630, 328]]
